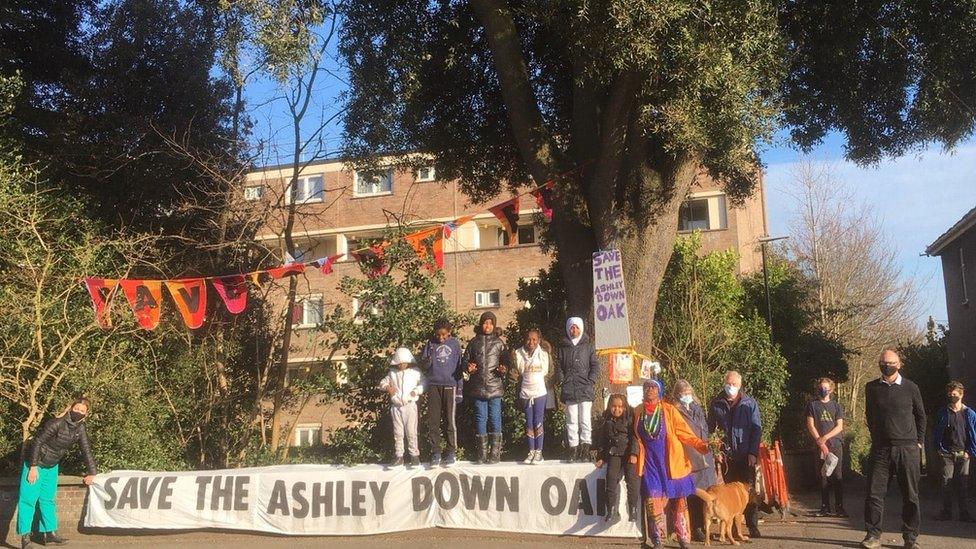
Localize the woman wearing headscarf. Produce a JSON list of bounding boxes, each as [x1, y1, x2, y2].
[[632, 379, 709, 549], [671, 379, 717, 542], [17, 397, 97, 549], [554, 316, 601, 462]]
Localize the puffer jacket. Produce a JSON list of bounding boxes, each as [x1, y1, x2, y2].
[[463, 329, 509, 399], [595, 413, 635, 460], [555, 337, 601, 403], [28, 416, 96, 474]]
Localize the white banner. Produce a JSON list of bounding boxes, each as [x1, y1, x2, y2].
[[592, 249, 631, 350], [85, 462, 641, 537]]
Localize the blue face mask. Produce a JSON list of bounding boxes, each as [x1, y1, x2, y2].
[[819, 388, 830, 398], [679, 394, 694, 405], [725, 384, 739, 397]]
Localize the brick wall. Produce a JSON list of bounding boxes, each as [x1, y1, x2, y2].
[[0, 476, 88, 543]]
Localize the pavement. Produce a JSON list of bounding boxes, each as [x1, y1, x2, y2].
[[5, 489, 973, 548]]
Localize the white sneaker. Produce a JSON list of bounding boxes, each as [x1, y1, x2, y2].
[[532, 450, 544, 465], [523, 452, 534, 464]]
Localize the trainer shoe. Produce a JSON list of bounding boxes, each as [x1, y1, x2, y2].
[[904, 540, 920, 549], [408, 455, 421, 468], [430, 453, 441, 467], [442, 451, 456, 467], [43, 532, 67, 546], [389, 456, 404, 468], [532, 450, 544, 465], [815, 505, 832, 517], [523, 452, 534, 464], [834, 507, 849, 518], [860, 534, 881, 548], [21, 534, 32, 549]]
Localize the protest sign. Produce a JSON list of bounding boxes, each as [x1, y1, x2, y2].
[[591, 250, 631, 349]]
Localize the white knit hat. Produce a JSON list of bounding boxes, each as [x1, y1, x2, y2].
[[390, 347, 415, 366]]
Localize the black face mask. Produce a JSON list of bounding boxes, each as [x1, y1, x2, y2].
[[68, 411, 86, 423], [879, 364, 898, 377], [949, 396, 961, 404]]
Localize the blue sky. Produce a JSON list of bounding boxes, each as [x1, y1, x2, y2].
[[245, 64, 975, 328]]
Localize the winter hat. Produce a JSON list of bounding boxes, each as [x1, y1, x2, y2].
[[643, 378, 664, 397], [390, 347, 415, 366], [566, 317, 584, 337]]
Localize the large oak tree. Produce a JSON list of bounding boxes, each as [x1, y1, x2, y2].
[[340, 0, 975, 354]]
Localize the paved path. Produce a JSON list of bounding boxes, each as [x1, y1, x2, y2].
[[6, 491, 973, 548]]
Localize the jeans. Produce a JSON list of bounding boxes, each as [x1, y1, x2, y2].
[[941, 452, 971, 516], [523, 396, 547, 451], [474, 396, 502, 435], [864, 445, 920, 542]]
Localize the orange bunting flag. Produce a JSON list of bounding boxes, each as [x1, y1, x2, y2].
[[119, 279, 163, 330], [531, 181, 555, 221], [488, 196, 520, 246], [83, 277, 119, 330], [212, 275, 248, 315], [165, 279, 207, 329], [404, 226, 445, 269]]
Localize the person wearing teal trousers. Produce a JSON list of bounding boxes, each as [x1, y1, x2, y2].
[[17, 397, 97, 549]]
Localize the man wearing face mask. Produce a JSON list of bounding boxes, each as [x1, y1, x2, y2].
[[861, 349, 925, 549], [932, 381, 976, 522], [707, 370, 762, 538], [805, 377, 847, 517]]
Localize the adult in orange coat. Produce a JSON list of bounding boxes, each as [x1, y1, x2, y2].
[[631, 379, 710, 549]]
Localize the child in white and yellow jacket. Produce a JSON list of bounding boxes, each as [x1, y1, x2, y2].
[[380, 347, 425, 467]]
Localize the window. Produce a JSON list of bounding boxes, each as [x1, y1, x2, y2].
[[292, 296, 323, 328], [678, 198, 710, 231], [289, 175, 324, 203], [286, 359, 348, 385], [243, 185, 264, 201], [516, 225, 536, 245], [352, 295, 381, 324], [416, 166, 436, 182], [475, 289, 500, 308], [353, 168, 393, 196], [678, 194, 728, 232], [293, 424, 322, 447]]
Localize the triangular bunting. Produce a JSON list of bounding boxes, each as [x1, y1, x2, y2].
[[531, 181, 555, 222], [267, 263, 305, 279], [489, 196, 520, 246], [351, 243, 388, 278], [82, 277, 119, 330], [165, 279, 207, 329], [119, 279, 163, 330], [442, 215, 473, 239], [404, 226, 445, 270], [314, 253, 344, 275], [212, 275, 248, 315]]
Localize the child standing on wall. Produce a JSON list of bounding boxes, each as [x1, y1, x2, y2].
[[513, 328, 552, 465], [380, 347, 425, 468], [420, 318, 464, 467], [594, 393, 641, 523]]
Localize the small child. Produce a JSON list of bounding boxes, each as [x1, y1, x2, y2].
[[594, 393, 640, 524], [420, 318, 464, 467], [513, 328, 552, 465], [380, 347, 425, 468]]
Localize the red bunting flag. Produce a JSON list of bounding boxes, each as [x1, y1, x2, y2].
[[489, 196, 520, 247], [212, 275, 248, 315], [442, 215, 473, 239], [351, 243, 388, 278], [404, 226, 445, 270], [267, 262, 305, 279], [314, 253, 344, 275], [531, 181, 555, 221], [165, 279, 207, 329], [82, 277, 119, 330], [119, 279, 163, 330]]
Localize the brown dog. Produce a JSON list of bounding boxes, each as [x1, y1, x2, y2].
[[696, 482, 750, 545]]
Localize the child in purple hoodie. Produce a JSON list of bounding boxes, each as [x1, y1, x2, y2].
[[420, 318, 464, 466]]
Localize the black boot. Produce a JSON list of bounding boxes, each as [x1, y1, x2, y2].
[[628, 504, 640, 522], [566, 445, 579, 463], [577, 442, 591, 463], [488, 433, 503, 464], [43, 532, 66, 546], [475, 434, 489, 464]]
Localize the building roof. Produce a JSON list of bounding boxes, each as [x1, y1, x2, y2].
[[926, 206, 976, 256]]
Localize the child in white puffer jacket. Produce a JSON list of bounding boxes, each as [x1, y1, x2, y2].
[[380, 347, 425, 468]]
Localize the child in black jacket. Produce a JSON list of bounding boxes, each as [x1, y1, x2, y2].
[[594, 393, 640, 523]]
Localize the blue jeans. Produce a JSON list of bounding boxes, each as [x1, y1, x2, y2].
[[474, 397, 502, 435], [523, 396, 546, 450]]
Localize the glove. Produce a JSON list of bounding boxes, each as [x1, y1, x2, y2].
[[455, 393, 463, 404]]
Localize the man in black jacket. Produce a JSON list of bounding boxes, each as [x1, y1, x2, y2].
[[463, 311, 509, 464], [555, 316, 601, 462], [861, 349, 925, 549]]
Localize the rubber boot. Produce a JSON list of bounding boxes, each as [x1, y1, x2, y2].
[[488, 433, 503, 464], [475, 434, 489, 464]]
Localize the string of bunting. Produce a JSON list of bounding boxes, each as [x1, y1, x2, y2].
[[82, 174, 568, 331]]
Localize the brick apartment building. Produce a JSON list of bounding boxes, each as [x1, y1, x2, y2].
[[244, 158, 768, 446], [926, 206, 976, 397]]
